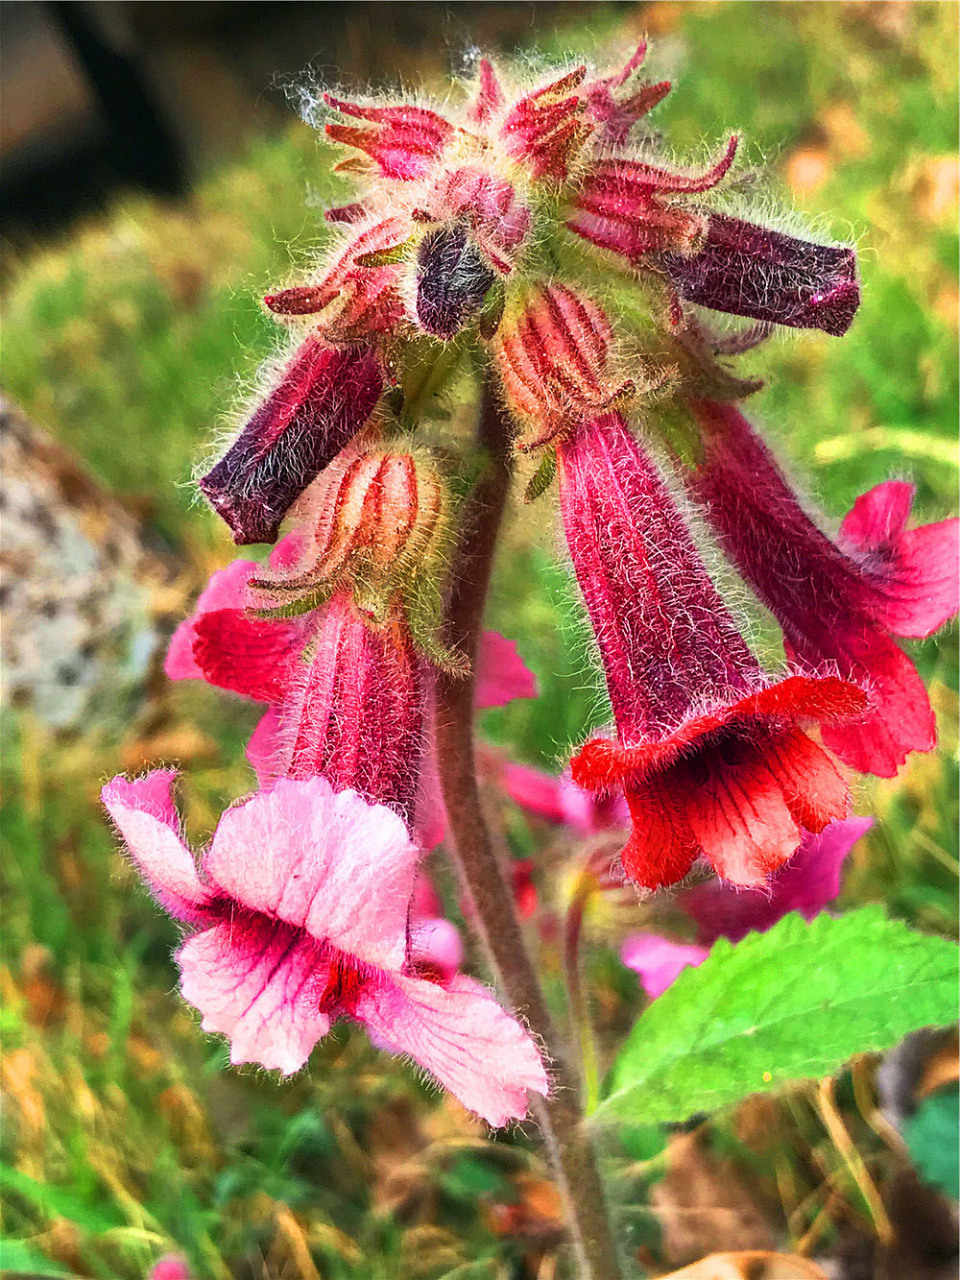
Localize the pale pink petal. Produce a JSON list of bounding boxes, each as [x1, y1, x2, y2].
[[178, 919, 330, 1075], [357, 973, 549, 1127], [268, 530, 305, 571], [621, 933, 709, 999], [101, 772, 213, 923], [475, 631, 538, 709], [411, 917, 463, 980], [203, 776, 417, 970], [164, 560, 260, 680], [684, 815, 873, 945], [410, 873, 443, 919], [246, 707, 282, 784]]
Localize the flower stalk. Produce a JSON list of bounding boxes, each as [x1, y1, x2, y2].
[[434, 375, 622, 1280]]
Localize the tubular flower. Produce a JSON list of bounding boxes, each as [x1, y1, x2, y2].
[[199, 337, 383, 546], [688, 399, 960, 776], [558, 411, 867, 890], [102, 773, 547, 1126], [164, 547, 535, 825]]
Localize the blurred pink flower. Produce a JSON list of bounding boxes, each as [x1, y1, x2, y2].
[[683, 815, 874, 945], [623, 816, 873, 998], [148, 1258, 191, 1280], [102, 772, 547, 1127], [621, 934, 709, 1000], [501, 761, 629, 836]]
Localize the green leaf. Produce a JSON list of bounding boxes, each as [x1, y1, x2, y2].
[[0, 1163, 124, 1233], [0, 1239, 74, 1276], [594, 909, 959, 1126], [523, 449, 557, 503], [904, 1084, 960, 1197]]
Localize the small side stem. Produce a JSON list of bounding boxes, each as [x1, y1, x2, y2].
[[435, 376, 621, 1280], [565, 868, 602, 1116]]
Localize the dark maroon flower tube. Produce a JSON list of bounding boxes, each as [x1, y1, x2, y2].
[[660, 214, 860, 337], [199, 336, 383, 545], [687, 398, 959, 776], [557, 411, 864, 890]]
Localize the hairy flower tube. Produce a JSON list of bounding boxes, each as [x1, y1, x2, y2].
[[102, 772, 547, 1125], [558, 411, 868, 889], [165, 542, 534, 839], [688, 399, 960, 777], [200, 338, 384, 546]]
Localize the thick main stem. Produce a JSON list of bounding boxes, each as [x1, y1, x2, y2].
[[435, 377, 622, 1280]]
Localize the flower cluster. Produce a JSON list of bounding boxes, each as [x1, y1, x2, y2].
[[104, 43, 957, 1124]]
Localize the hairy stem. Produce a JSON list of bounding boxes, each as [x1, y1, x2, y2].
[[435, 375, 622, 1280]]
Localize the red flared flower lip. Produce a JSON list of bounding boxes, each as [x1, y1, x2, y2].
[[571, 673, 867, 791]]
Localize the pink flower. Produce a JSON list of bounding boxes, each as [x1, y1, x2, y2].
[[102, 772, 548, 1126], [199, 337, 383, 545], [688, 399, 959, 776], [500, 761, 629, 836], [621, 934, 709, 999], [622, 815, 873, 998], [475, 631, 538, 708], [166, 550, 536, 834], [148, 1258, 191, 1280], [558, 412, 867, 889], [682, 815, 873, 945]]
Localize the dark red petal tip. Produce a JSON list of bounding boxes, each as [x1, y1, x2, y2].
[[660, 214, 861, 336], [200, 339, 383, 545]]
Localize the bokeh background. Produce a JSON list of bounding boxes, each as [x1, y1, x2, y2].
[[1, 3, 957, 1278]]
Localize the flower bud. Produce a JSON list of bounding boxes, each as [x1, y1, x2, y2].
[[494, 283, 634, 447], [415, 222, 497, 340], [251, 440, 458, 668], [199, 336, 383, 545]]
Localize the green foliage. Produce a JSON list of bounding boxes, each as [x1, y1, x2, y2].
[[595, 909, 960, 1126], [904, 1083, 960, 1197]]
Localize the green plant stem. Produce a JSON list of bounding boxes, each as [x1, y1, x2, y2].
[[434, 374, 622, 1280], [565, 867, 602, 1116]]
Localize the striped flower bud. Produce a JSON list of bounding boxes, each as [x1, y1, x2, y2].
[[250, 440, 458, 669], [494, 283, 634, 448]]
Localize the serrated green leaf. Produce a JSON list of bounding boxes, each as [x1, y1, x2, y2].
[[594, 909, 959, 1126]]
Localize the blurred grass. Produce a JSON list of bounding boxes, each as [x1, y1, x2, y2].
[[1, 2, 958, 1277]]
